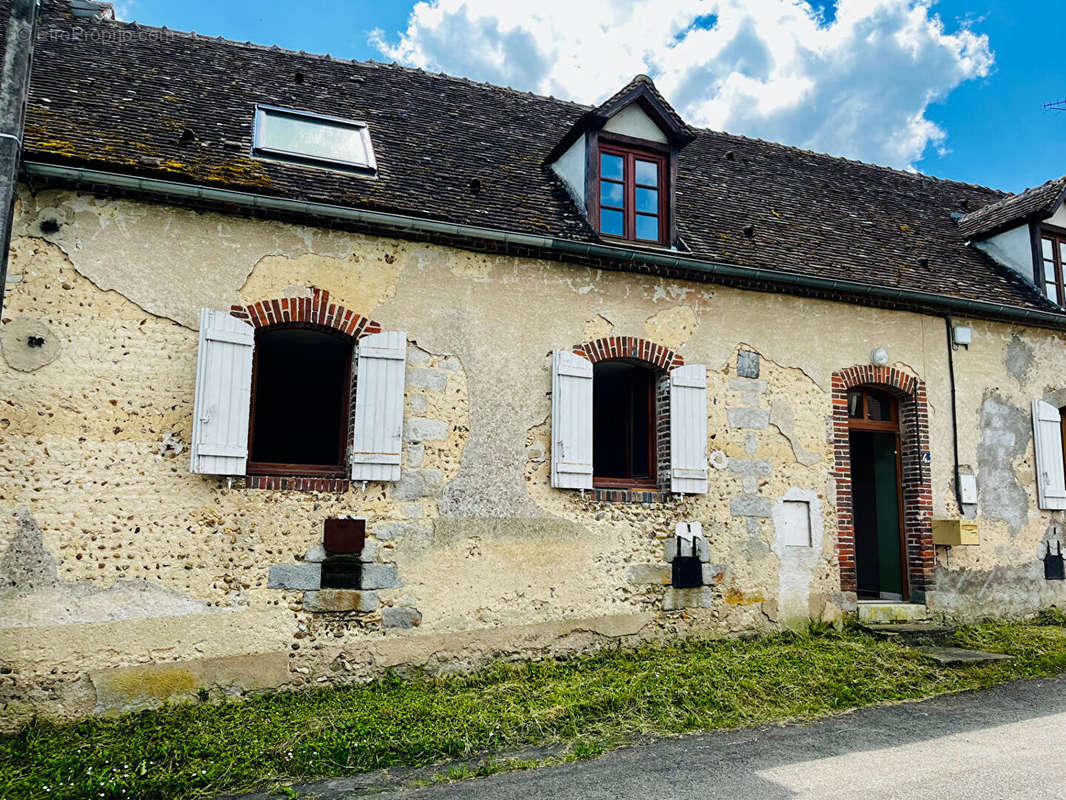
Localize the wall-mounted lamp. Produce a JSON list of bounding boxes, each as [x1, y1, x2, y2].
[[870, 347, 889, 366]]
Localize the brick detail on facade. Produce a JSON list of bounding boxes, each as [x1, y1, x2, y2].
[[655, 373, 672, 492], [229, 287, 382, 340], [244, 475, 351, 492], [831, 365, 934, 599], [573, 336, 683, 370]]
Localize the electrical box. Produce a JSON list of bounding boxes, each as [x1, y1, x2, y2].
[[952, 325, 973, 346], [933, 519, 979, 546], [958, 474, 978, 505]]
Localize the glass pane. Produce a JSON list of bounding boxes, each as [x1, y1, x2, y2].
[[1048, 283, 1059, 304], [600, 180, 624, 209], [259, 110, 372, 167], [636, 187, 658, 214], [1043, 238, 1054, 260], [1060, 241, 1066, 263], [847, 391, 862, 418], [601, 152, 624, 181], [865, 391, 891, 421], [635, 159, 658, 187], [600, 208, 624, 237], [635, 213, 659, 241]]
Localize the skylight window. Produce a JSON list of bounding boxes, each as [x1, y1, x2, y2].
[[253, 105, 376, 172]]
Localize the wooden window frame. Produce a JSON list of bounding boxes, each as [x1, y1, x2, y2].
[[246, 323, 353, 478], [589, 133, 671, 247], [592, 359, 658, 490], [1038, 225, 1066, 306]]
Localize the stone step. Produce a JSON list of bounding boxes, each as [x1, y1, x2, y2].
[[861, 623, 956, 646], [856, 602, 930, 624], [917, 647, 1014, 667]]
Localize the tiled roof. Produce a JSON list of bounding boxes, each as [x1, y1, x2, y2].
[[958, 176, 1066, 240], [17, 1, 1062, 316]]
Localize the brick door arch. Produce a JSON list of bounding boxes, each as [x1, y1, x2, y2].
[[831, 366, 934, 601]]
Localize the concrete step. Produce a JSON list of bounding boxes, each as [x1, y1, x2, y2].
[[917, 647, 1014, 667], [861, 623, 956, 646], [856, 602, 930, 624]]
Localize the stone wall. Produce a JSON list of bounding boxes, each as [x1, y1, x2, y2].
[[3, 186, 1066, 725]]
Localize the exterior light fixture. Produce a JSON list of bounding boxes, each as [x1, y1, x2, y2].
[[871, 348, 889, 366]]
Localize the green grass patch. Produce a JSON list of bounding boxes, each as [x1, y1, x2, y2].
[[4, 621, 1066, 799]]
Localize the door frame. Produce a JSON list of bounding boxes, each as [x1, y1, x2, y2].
[[847, 388, 908, 601], [830, 366, 935, 603]]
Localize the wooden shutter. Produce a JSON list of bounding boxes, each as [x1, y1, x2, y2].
[[670, 364, 708, 494], [1033, 399, 1066, 510], [350, 331, 407, 482], [190, 309, 255, 475], [551, 350, 593, 489]]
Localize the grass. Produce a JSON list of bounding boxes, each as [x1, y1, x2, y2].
[[4, 619, 1066, 799]]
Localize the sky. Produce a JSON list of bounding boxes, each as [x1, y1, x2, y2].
[[111, 0, 1064, 194]]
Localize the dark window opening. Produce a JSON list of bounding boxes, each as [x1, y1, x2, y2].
[[321, 518, 365, 589], [1040, 231, 1066, 305], [596, 144, 667, 244], [593, 360, 656, 488], [249, 327, 352, 474], [671, 556, 703, 588]]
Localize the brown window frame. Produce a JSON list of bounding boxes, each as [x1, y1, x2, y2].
[[592, 359, 658, 490], [591, 138, 669, 246], [246, 323, 353, 478], [1039, 226, 1066, 306]]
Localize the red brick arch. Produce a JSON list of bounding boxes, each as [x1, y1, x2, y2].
[[229, 287, 381, 339], [573, 336, 683, 370], [831, 365, 934, 602]]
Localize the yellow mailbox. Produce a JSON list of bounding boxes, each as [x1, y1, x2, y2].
[[932, 519, 980, 546]]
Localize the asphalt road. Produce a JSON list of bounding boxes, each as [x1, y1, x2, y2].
[[250, 674, 1066, 800]]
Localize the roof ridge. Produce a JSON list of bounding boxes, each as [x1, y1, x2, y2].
[[68, 1, 1002, 196], [960, 174, 1066, 222], [87, 8, 592, 113]]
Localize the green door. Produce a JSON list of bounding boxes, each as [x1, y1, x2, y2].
[[850, 430, 904, 598]]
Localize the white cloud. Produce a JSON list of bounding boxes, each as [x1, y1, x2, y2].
[[372, 0, 993, 169]]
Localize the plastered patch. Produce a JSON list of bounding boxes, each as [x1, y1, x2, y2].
[[644, 305, 698, 351], [1, 317, 60, 372], [242, 251, 403, 313]]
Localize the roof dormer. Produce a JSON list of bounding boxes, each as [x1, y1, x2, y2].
[[548, 75, 694, 249], [961, 176, 1066, 305]]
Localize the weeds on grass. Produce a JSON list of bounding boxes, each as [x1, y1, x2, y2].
[[3, 622, 1066, 800]]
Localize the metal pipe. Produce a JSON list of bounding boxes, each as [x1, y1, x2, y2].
[[0, 0, 40, 317], [943, 315, 965, 511], [23, 160, 1066, 331]]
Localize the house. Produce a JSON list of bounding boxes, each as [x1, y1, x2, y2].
[[2, 0, 1066, 724]]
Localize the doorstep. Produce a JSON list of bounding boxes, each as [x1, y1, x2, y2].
[[856, 601, 930, 624]]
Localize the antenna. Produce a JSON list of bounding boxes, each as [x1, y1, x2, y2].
[[1045, 99, 1066, 112]]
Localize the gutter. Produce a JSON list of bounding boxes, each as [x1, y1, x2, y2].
[[23, 160, 1066, 331]]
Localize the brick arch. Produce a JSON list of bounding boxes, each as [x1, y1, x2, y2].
[[831, 365, 934, 602], [229, 287, 382, 339], [573, 336, 683, 370]]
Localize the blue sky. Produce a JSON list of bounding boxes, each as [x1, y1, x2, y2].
[[115, 0, 1064, 194]]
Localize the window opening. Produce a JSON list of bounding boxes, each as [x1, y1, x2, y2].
[[248, 327, 352, 474], [593, 360, 656, 487], [597, 144, 666, 244], [253, 105, 376, 172]]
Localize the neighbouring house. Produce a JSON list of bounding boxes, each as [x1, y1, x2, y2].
[[4, 0, 1066, 725]]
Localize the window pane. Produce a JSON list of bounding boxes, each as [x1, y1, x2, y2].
[[1048, 283, 1059, 304], [1060, 241, 1066, 264], [635, 159, 659, 187], [601, 152, 624, 181], [847, 391, 862, 419], [1044, 238, 1054, 260], [865, 391, 890, 421], [636, 187, 658, 214], [600, 208, 624, 236], [635, 213, 659, 241], [258, 109, 373, 168], [600, 180, 624, 209]]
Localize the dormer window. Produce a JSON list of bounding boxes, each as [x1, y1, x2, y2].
[[1040, 230, 1066, 304], [597, 145, 666, 244]]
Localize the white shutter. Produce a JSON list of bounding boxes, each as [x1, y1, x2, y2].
[[190, 309, 255, 475], [551, 350, 593, 489], [1033, 399, 1066, 510], [350, 331, 407, 482], [670, 364, 708, 494]]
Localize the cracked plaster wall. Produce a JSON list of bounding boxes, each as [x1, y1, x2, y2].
[[4, 187, 1066, 722]]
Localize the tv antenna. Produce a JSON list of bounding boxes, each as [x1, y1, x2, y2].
[[1045, 99, 1066, 112]]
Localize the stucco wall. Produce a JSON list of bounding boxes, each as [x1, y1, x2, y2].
[[3, 186, 1066, 725]]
